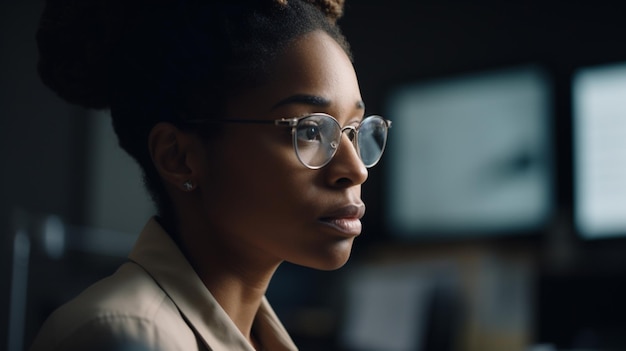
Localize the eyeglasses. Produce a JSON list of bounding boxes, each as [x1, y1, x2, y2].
[[186, 113, 391, 169]]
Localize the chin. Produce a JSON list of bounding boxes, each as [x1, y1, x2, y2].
[[314, 258, 351, 271], [294, 239, 355, 271]]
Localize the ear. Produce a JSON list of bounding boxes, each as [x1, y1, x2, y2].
[[148, 122, 202, 192]]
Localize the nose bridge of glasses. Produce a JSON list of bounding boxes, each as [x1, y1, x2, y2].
[[341, 125, 358, 142], [335, 126, 360, 162]]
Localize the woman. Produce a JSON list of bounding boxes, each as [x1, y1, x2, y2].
[[30, 0, 390, 350]]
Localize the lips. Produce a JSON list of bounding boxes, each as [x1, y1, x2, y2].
[[318, 203, 366, 236]]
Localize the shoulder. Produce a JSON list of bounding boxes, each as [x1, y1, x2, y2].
[[29, 262, 198, 351]]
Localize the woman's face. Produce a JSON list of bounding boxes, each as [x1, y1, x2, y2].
[[196, 30, 368, 271]]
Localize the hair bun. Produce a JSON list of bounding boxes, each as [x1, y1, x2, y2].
[[305, 0, 345, 23], [36, 0, 139, 109]]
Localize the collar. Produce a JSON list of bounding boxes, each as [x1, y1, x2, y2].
[[128, 218, 298, 351]]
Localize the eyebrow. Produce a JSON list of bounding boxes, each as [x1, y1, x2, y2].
[[272, 94, 365, 111]]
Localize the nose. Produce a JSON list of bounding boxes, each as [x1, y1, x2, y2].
[[325, 133, 368, 187]]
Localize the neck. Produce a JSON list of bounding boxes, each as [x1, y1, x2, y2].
[[198, 253, 280, 344], [204, 270, 270, 340], [175, 214, 281, 342]]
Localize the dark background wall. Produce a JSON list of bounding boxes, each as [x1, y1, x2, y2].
[[3, 1, 626, 350], [1, 1, 89, 350]]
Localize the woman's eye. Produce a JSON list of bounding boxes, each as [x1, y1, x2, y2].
[[298, 124, 322, 142]]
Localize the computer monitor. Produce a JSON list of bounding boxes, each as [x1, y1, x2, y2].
[[385, 66, 553, 239], [573, 61, 626, 240]]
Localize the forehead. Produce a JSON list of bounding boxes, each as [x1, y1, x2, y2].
[[225, 30, 362, 117]]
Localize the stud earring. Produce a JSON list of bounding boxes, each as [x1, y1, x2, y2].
[[182, 181, 194, 191]]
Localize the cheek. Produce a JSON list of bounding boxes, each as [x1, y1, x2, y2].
[[202, 134, 312, 220]]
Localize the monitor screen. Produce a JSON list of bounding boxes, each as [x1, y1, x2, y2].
[[385, 66, 553, 239], [573, 62, 626, 240]]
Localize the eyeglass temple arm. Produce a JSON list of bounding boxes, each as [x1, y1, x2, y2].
[[185, 117, 390, 129], [184, 118, 298, 126]]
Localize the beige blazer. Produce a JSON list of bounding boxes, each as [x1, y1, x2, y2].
[[29, 218, 298, 351]]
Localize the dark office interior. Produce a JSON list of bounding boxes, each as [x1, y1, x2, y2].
[[3, 1, 626, 351]]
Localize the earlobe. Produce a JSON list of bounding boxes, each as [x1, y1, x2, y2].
[[182, 180, 195, 191], [148, 122, 199, 192]]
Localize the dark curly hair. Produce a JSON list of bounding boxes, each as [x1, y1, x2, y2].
[[36, 0, 351, 224]]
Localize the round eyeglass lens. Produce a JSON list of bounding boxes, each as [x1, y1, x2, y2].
[[294, 115, 341, 168], [357, 115, 388, 167]]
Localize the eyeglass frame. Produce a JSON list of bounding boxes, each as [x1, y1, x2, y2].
[[185, 113, 392, 170]]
